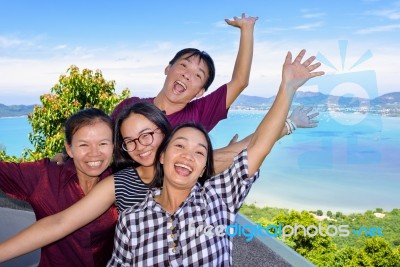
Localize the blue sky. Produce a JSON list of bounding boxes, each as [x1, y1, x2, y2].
[[1, 0, 399, 104]]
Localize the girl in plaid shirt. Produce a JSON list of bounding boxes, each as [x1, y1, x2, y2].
[[108, 49, 324, 266]]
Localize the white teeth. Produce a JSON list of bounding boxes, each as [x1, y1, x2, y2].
[[175, 80, 187, 90], [139, 150, 151, 157], [175, 163, 192, 172], [87, 161, 101, 167]]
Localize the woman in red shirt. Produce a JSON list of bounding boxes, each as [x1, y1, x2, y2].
[[0, 108, 118, 267]]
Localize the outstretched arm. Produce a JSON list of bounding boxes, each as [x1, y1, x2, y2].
[[213, 104, 320, 172], [247, 50, 324, 176], [225, 13, 258, 108], [0, 176, 116, 262]]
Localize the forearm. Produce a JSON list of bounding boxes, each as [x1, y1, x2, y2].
[[213, 134, 253, 173], [0, 215, 64, 262], [226, 26, 255, 107], [247, 82, 296, 174]]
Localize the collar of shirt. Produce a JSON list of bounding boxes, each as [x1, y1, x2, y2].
[[133, 183, 207, 215], [60, 158, 112, 188]]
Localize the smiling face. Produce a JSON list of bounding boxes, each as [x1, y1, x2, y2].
[[65, 120, 113, 181], [160, 127, 208, 190], [120, 113, 164, 167], [161, 54, 209, 105]]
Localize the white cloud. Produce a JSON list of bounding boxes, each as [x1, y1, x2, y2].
[[293, 21, 324, 30], [368, 8, 400, 20], [0, 36, 398, 104], [355, 24, 400, 34]]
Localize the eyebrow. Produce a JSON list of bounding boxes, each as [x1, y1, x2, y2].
[[174, 136, 207, 150], [123, 127, 153, 140]]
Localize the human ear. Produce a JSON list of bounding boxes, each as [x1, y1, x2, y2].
[[64, 141, 73, 158], [196, 88, 205, 98], [160, 152, 165, 164], [164, 65, 171, 75]]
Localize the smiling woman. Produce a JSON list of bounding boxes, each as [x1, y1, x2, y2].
[[0, 108, 118, 267]]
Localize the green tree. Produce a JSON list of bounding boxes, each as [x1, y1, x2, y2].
[[316, 210, 323, 216], [327, 210, 333, 218], [271, 210, 336, 266], [25, 65, 130, 160], [358, 237, 400, 267]]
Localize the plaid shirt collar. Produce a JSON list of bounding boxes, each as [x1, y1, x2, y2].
[[135, 183, 207, 214]]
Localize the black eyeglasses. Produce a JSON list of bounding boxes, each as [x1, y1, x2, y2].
[[122, 129, 159, 152]]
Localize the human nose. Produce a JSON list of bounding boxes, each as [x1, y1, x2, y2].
[[181, 149, 195, 161], [88, 145, 101, 156], [182, 71, 190, 81]]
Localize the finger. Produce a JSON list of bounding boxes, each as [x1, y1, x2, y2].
[[307, 62, 322, 71], [302, 106, 313, 113], [310, 70, 325, 78], [293, 105, 303, 112], [302, 56, 316, 67], [294, 49, 306, 63], [308, 112, 319, 119], [233, 16, 239, 21], [284, 51, 293, 65], [228, 134, 239, 145]]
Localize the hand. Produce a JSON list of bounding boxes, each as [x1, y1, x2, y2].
[[225, 13, 258, 30], [282, 50, 324, 92], [227, 134, 239, 146], [289, 105, 319, 128]]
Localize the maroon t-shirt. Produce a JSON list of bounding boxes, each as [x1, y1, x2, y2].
[[111, 84, 228, 132], [0, 159, 118, 267]]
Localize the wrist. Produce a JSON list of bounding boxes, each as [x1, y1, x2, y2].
[[285, 118, 297, 135]]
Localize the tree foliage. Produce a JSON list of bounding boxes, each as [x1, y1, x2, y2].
[[25, 65, 130, 160]]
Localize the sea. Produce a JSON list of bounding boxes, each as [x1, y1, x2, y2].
[[1, 111, 399, 214]]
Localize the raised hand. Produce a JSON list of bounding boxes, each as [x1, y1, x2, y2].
[[289, 105, 319, 128], [225, 13, 258, 30], [282, 50, 324, 92]]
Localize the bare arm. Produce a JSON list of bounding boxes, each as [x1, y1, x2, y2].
[[0, 176, 116, 262], [225, 13, 258, 108], [247, 50, 324, 176]]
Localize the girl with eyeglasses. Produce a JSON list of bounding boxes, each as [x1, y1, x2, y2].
[[107, 49, 324, 266], [0, 101, 246, 262]]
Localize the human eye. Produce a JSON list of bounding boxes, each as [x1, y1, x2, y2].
[[100, 141, 110, 146], [196, 150, 206, 157]]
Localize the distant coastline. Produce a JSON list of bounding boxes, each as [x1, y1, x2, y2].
[[1, 91, 400, 117]]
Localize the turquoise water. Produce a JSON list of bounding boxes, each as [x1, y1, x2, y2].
[[1, 112, 399, 213], [209, 110, 400, 214], [0, 116, 33, 156]]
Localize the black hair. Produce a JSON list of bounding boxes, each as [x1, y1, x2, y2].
[[63, 108, 113, 159], [153, 122, 214, 188], [113, 102, 171, 173], [169, 48, 215, 91]]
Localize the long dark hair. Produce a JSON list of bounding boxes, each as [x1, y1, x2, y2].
[[153, 122, 214, 188], [113, 102, 171, 172]]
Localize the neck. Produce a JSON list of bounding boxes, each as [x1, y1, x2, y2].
[[153, 93, 186, 116], [78, 176, 99, 195], [137, 165, 156, 185], [155, 183, 191, 214]]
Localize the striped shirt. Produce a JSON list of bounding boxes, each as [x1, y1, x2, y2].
[[108, 149, 259, 267], [113, 167, 149, 213]]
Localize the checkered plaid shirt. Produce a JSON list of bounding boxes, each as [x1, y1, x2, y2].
[[107, 149, 259, 267]]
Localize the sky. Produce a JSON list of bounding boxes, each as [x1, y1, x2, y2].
[[1, 0, 400, 105]]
